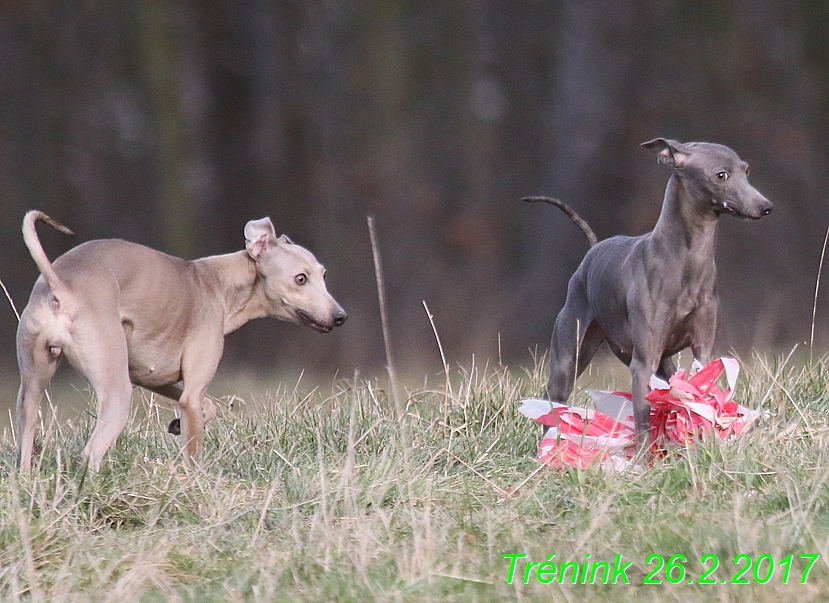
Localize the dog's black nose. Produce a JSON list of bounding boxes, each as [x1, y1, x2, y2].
[[761, 203, 773, 216], [333, 310, 347, 327]]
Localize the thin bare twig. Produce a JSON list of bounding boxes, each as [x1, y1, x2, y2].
[[422, 301, 449, 381], [423, 300, 453, 425], [0, 275, 20, 321], [810, 222, 829, 362]]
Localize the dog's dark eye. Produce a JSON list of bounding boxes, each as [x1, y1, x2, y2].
[[295, 274, 307, 285], [746, 166, 750, 177], [716, 171, 729, 181], [323, 270, 327, 280]]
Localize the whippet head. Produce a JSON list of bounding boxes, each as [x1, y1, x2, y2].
[[642, 138, 774, 220], [244, 217, 347, 333]]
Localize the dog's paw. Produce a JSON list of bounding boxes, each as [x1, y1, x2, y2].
[[168, 418, 181, 435]]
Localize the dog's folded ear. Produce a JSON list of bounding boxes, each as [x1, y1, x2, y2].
[[244, 217, 277, 259], [642, 138, 689, 169]]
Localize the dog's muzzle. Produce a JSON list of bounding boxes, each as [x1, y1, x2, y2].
[[296, 308, 347, 333], [716, 197, 773, 220]]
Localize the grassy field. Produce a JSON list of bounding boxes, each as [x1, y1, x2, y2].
[[3, 352, 829, 602]]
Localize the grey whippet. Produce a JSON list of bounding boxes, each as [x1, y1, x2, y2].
[[16, 211, 346, 470], [524, 138, 773, 454]]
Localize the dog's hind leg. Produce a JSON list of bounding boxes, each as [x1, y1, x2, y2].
[[576, 322, 606, 376], [73, 313, 134, 471], [16, 332, 60, 470], [546, 290, 598, 403], [608, 345, 676, 383], [656, 356, 677, 381], [607, 342, 632, 367]]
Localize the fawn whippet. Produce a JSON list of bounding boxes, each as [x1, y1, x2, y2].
[[16, 212, 346, 470]]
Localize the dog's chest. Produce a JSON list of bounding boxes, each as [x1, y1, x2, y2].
[[674, 294, 700, 322], [674, 269, 716, 319]]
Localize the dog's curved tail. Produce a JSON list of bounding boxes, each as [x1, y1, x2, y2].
[[22, 211, 75, 296], [521, 196, 597, 248]]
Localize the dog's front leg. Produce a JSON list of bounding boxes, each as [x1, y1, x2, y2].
[[179, 389, 206, 461], [690, 300, 718, 368], [178, 334, 223, 462], [630, 352, 658, 458], [149, 382, 218, 436]]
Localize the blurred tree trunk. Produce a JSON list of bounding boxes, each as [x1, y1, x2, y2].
[[516, 0, 642, 352], [139, 0, 194, 257], [466, 0, 557, 359]]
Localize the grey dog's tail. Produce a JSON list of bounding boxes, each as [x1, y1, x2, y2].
[[521, 196, 598, 248]]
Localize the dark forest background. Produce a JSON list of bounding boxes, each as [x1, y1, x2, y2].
[[1, 1, 828, 382]]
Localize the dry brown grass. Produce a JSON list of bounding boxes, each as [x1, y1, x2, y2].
[[1, 352, 829, 601]]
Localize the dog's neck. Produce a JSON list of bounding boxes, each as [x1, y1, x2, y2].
[[194, 250, 271, 334], [650, 175, 719, 265]]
